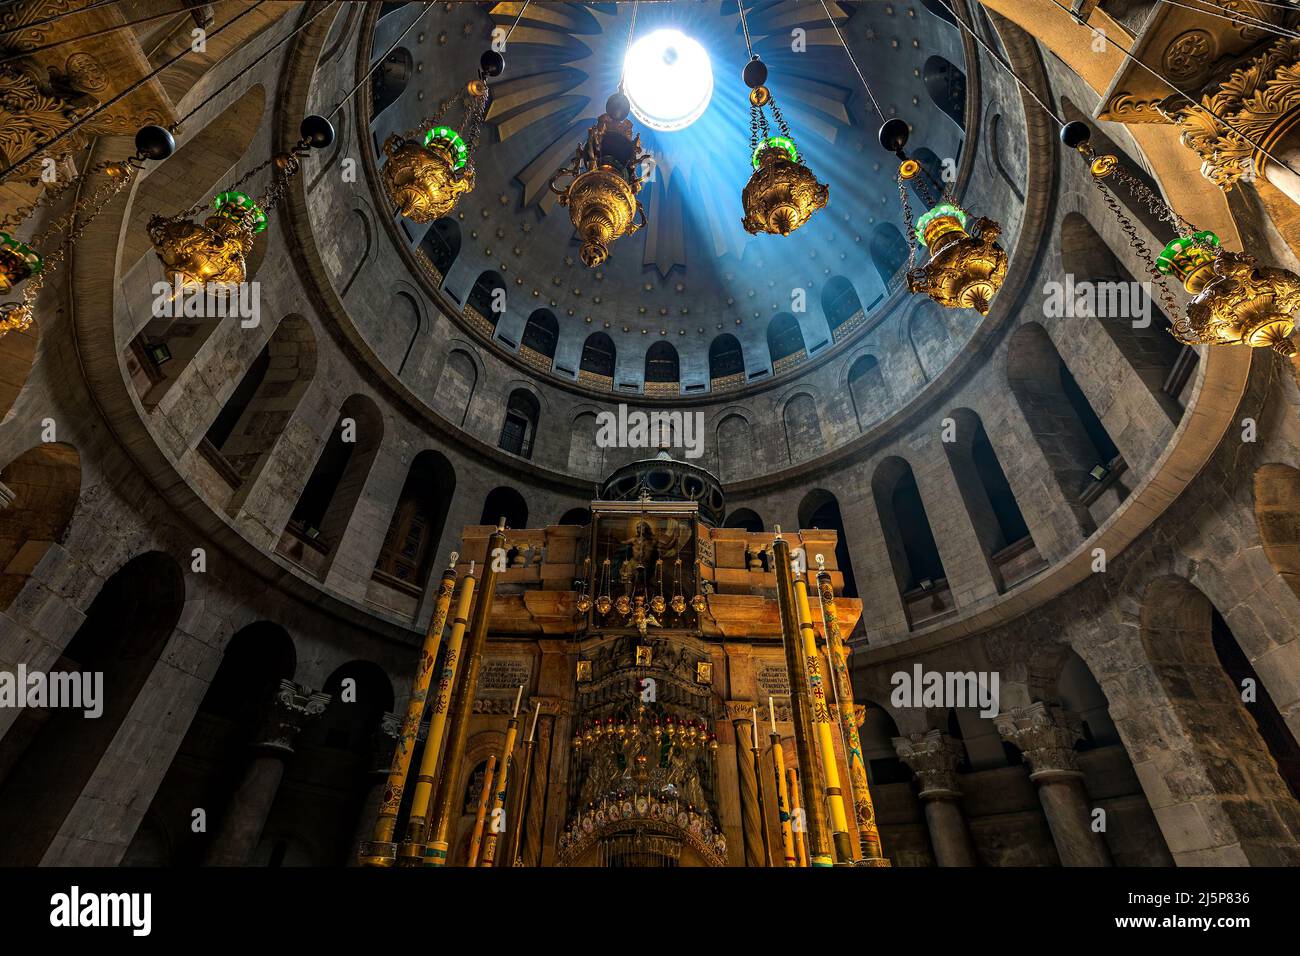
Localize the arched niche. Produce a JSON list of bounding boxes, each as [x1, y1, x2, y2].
[[923, 55, 966, 130], [372, 47, 413, 115], [723, 508, 763, 532], [499, 389, 540, 459], [847, 354, 889, 430], [558, 507, 592, 527], [481, 486, 529, 529], [122, 621, 296, 866], [822, 276, 864, 342], [372, 449, 456, 611], [782, 393, 821, 464], [579, 332, 616, 390], [644, 342, 680, 395], [0, 551, 185, 865], [872, 456, 951, 626], [797, 489, 858, 599], [716, 414, 756, 482], [433, 348, 477, 427], [708, 334, 745, 389], [278, 394, 385, 577], [0, 315, 37, 424], [767, 313, 805, 373], [568, 411, 604, 476], [0, 442, 81, 610]]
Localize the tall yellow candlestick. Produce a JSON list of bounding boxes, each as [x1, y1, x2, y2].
[[817, 556, 890, 866], [769, 697, 797, 867], [793, 562, 853, 864], [787, 766, 809, 867], [466, 755, 496, 867], [360, 557, 457, 866], [392, 566, 476, 865], [505, 702, 541, 867], [480, 685, 523, 867]]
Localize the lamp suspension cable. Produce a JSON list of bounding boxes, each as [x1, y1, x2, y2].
[[1042, 0, 1300, 180], [0, 0, 128, 39], [617, 0, 640, 92], [327, 2, 425, 120], [0, 4, 245, 65], [0, 0, 266, 183], [1154, 0, 1300, 40], [737, 0, 754, 58], [502, 0, 532, 44], [816, 0, 886, 123]]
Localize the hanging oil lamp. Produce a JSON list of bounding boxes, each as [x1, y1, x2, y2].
[[596, 557, 613, 616], [549, 89, 649, 267], [381, 49, 501, 222], [575, 556, 593, 614], [740, 55, 827, 237], [880, 118, 1007, 316], [0, 124, 176, 336], [670, 558, 687, 615], [1061, 120, 1300, 356], [147, 115, 334, 292]]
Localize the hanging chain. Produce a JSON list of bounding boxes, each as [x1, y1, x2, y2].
[[898, 172, 918, 272]]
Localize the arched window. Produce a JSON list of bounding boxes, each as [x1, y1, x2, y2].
[[798, 490, 858, 599], [870, 223, 909, 285], [0, 552, 185, 865], [558, 507, 592, 526], [419, 217, 461, 280], [872, 457, 952, 626], [520, 309, 559, 371], [822, 276, 865, 341], [499, 389, 540, 458], [1007, 322, 1125, 530], [923, 55, 966, 130], [708, 334, 745, 390], [373, 450, 456, 603], [466, 270, 506, 335], [372, 47, 412, 115], [578, 332, 616, 390], [279, 395, 384, 575], [644, 342, 679, 396], [847, 354, 889, 430], [481, 486, 528, 529], [1059, 211, 1191, 418], [941, 409, 1041, 592], [767, 313, 806, 372], [0, 442, 80, 610]]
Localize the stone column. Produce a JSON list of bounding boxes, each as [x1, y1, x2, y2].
[[995, 702, 1112, 867], [347, 711, 401, 866], [893, 730, 977, 867], [729, 702, 767, 867], [205, 681, 329, 866]]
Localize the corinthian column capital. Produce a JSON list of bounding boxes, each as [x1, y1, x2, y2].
[[253, 679, 330, 754], [994, 702, 1083, 779], [892, 730, 965, 799]]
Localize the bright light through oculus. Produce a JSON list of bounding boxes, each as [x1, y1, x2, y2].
[[623, 29, 713, 132]]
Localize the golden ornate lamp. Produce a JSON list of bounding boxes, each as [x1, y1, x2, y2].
[[739, 56, 826, 236], [147, 115, 333, 292], [881, 118, 1007, 315], [380, 49, 500, 223], [549, 91, 649, 267], [1063, 120, 1300, 357], [0, 124, 175, 337]]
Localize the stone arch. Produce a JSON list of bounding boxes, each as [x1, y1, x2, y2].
[[708, 333, 745, 389], [558, 507, 592, 526], [987, 111, 1025, 203], [1059, 211, 1190, 419], [941, 408, 1039, 592], [392, 289, 424, 376], [201, 314, 318, 504], [0, 442, 80, 610], [870, 223, 908, 285], [121, 620, 296, 865], [372, 450, 456, 606], [715, 412, 756, 483], [338, 203, 375, 297], [767, 313, 805, 373], [908, 300, 961, 381], [372, 46, 413, 115], [782, 392, 821, 464], [481, 486, 529, 529], [433, 347, 478, 427], [567, 409, 604, 477], [1005, 321, 1123, 531], [724, 508, 763, 532], [499, 388, 540, 459], [1254, 463, 1300, 603], [0, 550, 185, 865], [0, 315, 36, 424], [846, 353, 889, 430], [872, 456, 949, 625], [923, 54, 966, 130], [822, 275, 864, 341], [579, 332, 616, 390], [279, 394, 385, 575], [797, 488, 858, 599], [1139, 575, 1300, 858], [521, 309, 559, 370]]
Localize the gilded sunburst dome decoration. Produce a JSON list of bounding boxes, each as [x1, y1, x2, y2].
[[362, 0, 985, 373]]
